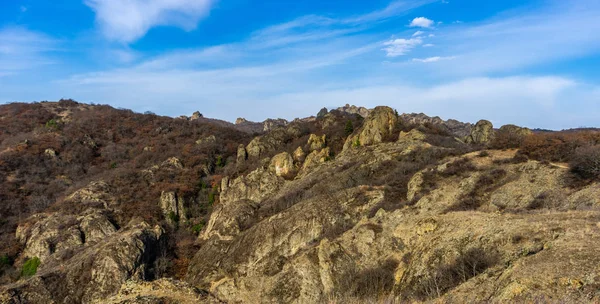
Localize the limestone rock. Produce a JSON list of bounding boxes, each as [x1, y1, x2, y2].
[[44, 148, 57, 158], [160, 191, 188, 223], [466, 119, 495, 144], [336, 104, 371, 118], [307, 134, 326, 151], [263, 119, 288, 132], [269, 152, 295, 177], [344, 106, 397, 150], [16, 209, 117, 263], [4, 221, 164, 303], [498, 124, 533, 137], [235, 118, 249, 125], [398, 129, 426, 142], [300, 147, 330, 175], [161, 157, 184, 169], [293, 146, 306, 163]]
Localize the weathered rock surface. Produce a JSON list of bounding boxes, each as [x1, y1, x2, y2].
[[236, 144, 247, 164], [269, 152, 295, 177], [399, 113, 473, 138], [344, 106, 398, 150], [336, 104, 371, 118], [159, 191, 188, 223], [2, 221, 163, 303], [398, 129, 426, 142], [307, 134, 326, 151], [292, 146, 306, 163], [466, 119, 495, 144]]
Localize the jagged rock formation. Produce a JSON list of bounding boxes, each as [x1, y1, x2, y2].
[[399, 113, 473, 138], [160, 191, 188, 223], [317, 107, 328, 118], [466, 119, 495, 144], [2, 101, 600, 304], [336, 104, 371, 118], [235, 117, 289, 133], [344, 106, 398, 150], [3, 220, 164, 303]]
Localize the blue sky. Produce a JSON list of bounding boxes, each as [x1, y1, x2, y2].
[[1, 0, 599, 129]]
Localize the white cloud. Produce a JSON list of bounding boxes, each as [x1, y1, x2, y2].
[[84, 0, 214, 43], [382, 37, 423, 57], [412, 30, 424, 37], [412, 56, 455, 63], [0, 27, 57, 74], [410, 17, 434, 28], [423, 43, 434, 47]]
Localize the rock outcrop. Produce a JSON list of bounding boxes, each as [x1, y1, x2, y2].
[[159, 191, 188, 223], [307, 134, 326, 151], [3, 220, 163, 303], [498, 124, 533, 137], [398, 129, 426, 142], [465, 119, 495, 144], [236, 144, 247, 164], [16, 209, 117, 263], [292, 146, 306, 163], [269, 152, 295, 178], [336, 104, 371, 118], [399, 113, 473, 138], [344, 106, 398, 150]]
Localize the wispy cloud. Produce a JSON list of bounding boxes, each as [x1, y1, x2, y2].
[[0, 27, 57, 75], [84, 0, 214, 43], [382, 37, 423, 56], [412, 56, 455, 63], [410, 17, 434, 28]]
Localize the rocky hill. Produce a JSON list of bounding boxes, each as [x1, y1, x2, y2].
[[1, 100, 600, 303]]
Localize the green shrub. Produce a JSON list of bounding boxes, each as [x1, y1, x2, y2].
[[216, 155, 225, 167], [21, 257, 41, 278], [45, 119, 59, 130], [352, 138, 361, 148], [191, 221, 205, 235], [0, 255, 11, 267], [167, 211, 179, 223], [345, 120, 354, 136]]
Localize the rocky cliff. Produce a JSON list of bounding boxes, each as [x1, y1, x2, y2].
[[1, 101, 600, 303]]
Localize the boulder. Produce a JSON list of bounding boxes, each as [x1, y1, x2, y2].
[[466, 120, 495, 144], [44, 148, 57, 158], [293, 146, 306, 163], [307, 134, 326, 151], [344, 106, 397, 150], [269, 152, 295, 177]]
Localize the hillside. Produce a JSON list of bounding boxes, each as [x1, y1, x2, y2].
[[1, 101, 600, 303]]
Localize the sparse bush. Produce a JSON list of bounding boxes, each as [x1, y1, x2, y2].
[[412, 247, 498, 300], [345, 120, 354, 136], [478, 151, 489, 157], [191, 222, 205, 235], [0, 255, 11, 267], [570, 145, 600, 180], [21, 257, 40, 278], [440, 158, 477, 177]]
